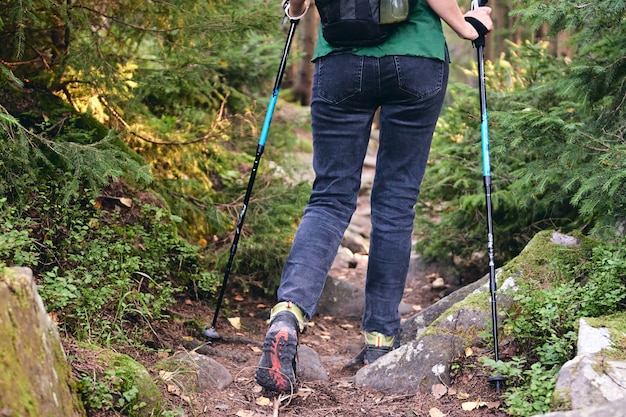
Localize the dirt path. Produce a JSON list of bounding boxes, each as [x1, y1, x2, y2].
[[137, 134, 509, 417]]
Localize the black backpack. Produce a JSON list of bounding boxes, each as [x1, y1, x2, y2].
[[315, 0, 410, 47]]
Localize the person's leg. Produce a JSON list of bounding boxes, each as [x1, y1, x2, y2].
[[276, 52, 380, 320], [362, 55, 449, 347], [257, 52, 379, 392]]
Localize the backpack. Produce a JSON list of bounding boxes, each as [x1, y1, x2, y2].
[[315, 0, 410, 47]]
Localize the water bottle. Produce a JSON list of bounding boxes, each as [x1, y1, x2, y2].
[[380, 0, 409, 24]]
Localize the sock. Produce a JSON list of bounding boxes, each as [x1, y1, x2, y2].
[[364, 331, 395, 348], [270, 301, 306, 333]]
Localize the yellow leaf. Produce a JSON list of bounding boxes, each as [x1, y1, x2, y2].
[[167, 384, 181, 395], [255, 396, 272, 407], [462, 401, 478, 411], [465, 347, 474, 357], [429, 407, 446, 417], [227, 317, 241, 330], [457, 391, 470, 400]]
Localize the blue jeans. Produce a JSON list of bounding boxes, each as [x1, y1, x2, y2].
[[277, 51, 449, 337]]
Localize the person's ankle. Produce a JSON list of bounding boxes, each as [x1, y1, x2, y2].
[[270, 301, 306, 332], [364, 331, 394, 348]]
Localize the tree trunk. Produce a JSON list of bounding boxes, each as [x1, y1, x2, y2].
[[291, 4, 319, 105]]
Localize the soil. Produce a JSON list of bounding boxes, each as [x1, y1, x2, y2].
[[65, 273, 510, 417]]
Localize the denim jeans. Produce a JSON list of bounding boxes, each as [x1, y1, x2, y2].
[[277, 51, 449, 337]]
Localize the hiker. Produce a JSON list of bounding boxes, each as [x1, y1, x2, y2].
[[256, 0, 493, 393]]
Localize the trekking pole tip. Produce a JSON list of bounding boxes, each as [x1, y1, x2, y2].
[[203, 326, 221, 340], [488, 375, 506, 393]]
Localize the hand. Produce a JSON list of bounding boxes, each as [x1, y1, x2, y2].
[[463, 6, 493, 40], [282, 0, 310, 19]]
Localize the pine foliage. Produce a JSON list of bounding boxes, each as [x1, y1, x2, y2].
[[416, 0, 625, 275], [504, 0, 626, 235]]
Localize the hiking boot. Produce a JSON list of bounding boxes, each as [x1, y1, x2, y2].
[[255, 311, 299, 393], [343, 331, 396, 369], [364, 344, 393, 365]]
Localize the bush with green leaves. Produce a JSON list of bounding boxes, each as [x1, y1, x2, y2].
[[498, 0, 626, 235], [0, 178, 218, 345], [415, 42, 578, 278], [415, 0, 626, 278]]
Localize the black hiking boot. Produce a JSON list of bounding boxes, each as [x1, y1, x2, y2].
[[255, 311, 299, 393], [342, 344, 394, 369], [363, 344, 393, 365]]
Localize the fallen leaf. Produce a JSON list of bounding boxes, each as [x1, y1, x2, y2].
[[235, 410, 255, 417], [486, 401, 501, 409], [432, 277, 446, 289], [431, 383, 448, 399], [462, 401, 492, 411], [227, 317, 241, 330], [255, 396, 272, 406], [234, 294, 244, 301], [426, 273, 439, 281], [465, 347, 474, 357], [249, 346, 262, 353], [447, 386, 457, 396], [429, 407, 446, 417], [159, 370, 177, 382], [456, 392, 470, 400], [462, 401, 479, 411], [119, 197, 132, 207]]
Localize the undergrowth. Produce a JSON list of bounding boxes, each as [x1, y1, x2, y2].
[[483, 236, 626, 416]]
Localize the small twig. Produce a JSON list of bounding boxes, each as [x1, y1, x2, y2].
[[273, 397, 280, 417]]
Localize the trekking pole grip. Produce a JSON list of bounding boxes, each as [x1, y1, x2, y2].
[[468, 0, 489, 47]]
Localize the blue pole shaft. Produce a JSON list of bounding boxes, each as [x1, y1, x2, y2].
[[207, 18, 299, 337]]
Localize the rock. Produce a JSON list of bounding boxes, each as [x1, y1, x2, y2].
[[155, 351, 233, 391], [317, 274, 364, 320], [550, 231, 581, 246], [342, 230, 369, 254], [554, 355, 626, 409], [577, 318, 612, 356], [355, 334, 466, 393], [552, 317, 626, 411], [531, 397, 626, 417], [431, 277, 447, 290], [87, 346, 163, 417], [331, 247, 357, 270], [356, 267, 518, 394], [0, 267, 85, 417], [297, 345, 328, 382], [400, 273, 493, 344]]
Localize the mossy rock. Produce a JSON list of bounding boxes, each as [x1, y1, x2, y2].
[[80, 344, 163, 417], [0, 267, 85, 417]]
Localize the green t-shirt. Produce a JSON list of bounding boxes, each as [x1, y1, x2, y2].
[[312, 0, 446, 61]]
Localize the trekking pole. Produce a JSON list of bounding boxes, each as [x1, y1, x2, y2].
[[203, 5, 300, 341], [469, 0, 506, 393]]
